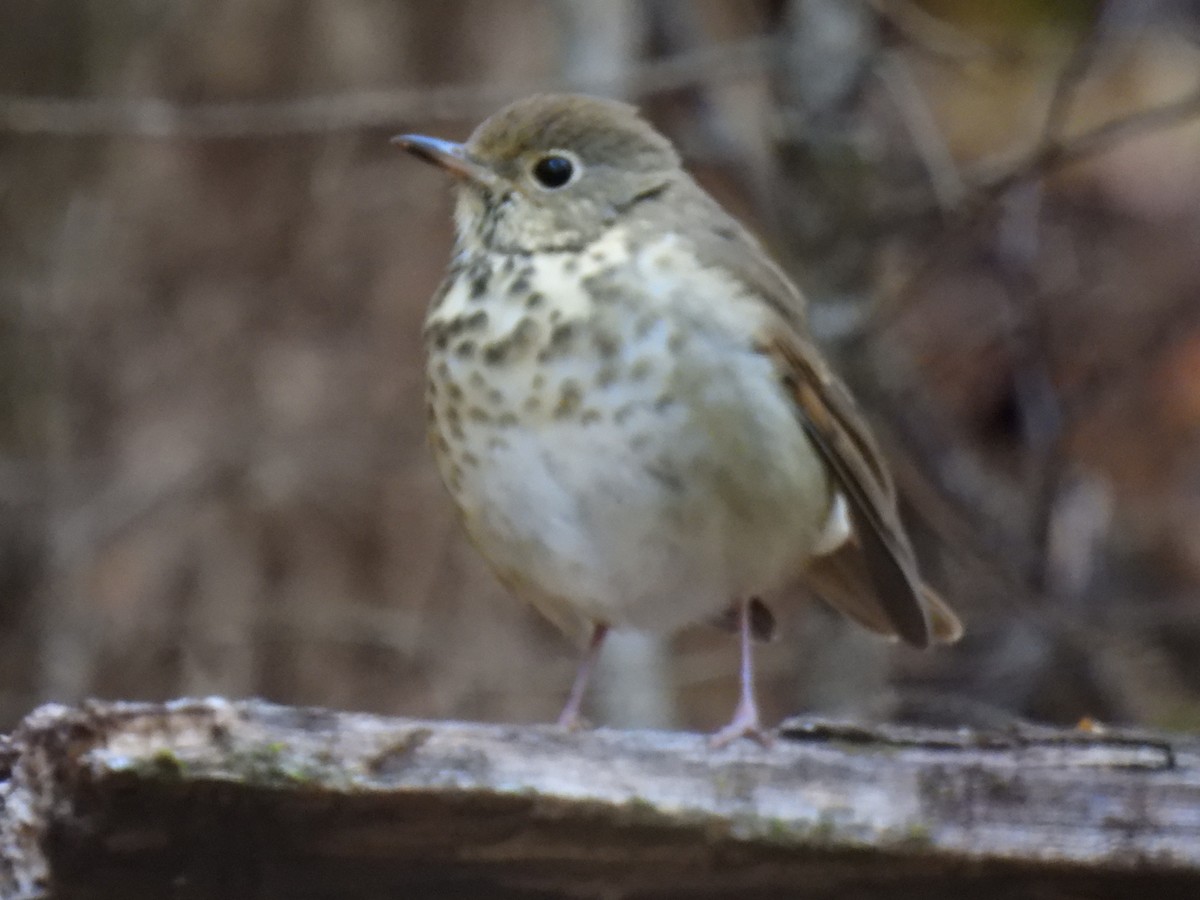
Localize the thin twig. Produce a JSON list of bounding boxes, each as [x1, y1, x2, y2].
[[866, 0, 997, 66], [0, 37, 781, 138], [1030, 83, 1200, 171], [869, 80, 1200, 333], [1036, 1, 1111, 153], [876, 50, 966, 210]]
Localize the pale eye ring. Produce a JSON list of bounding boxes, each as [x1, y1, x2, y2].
[[531, 153, 578, 189]]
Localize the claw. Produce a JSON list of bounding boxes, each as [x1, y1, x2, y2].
[[709, 697, 773, 748], [556, 709, 591, 731]]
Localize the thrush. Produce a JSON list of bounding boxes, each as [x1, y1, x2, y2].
[[396, 93, 961, 745]]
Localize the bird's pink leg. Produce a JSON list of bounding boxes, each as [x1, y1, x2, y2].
[[710, 598, 772, 748], [556, 622, 609, 730]]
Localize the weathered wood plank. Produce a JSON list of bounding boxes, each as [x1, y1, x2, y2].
[[2, 699, 1199, 898]]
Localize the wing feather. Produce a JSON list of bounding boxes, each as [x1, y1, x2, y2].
[[767, 331, 961, 648], [671, 182, 961, 647]]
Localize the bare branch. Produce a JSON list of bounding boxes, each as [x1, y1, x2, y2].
[[872, 80, 1200, 330], [0, 37, 780, 138], [867, 0, 998, 66], [1035, 1, 1111, 154], [876, 50, 966, 210]]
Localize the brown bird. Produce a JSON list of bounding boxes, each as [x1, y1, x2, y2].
[[396, 94, 961, 745]]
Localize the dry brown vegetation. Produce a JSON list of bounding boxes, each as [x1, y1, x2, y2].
[[3, 0, 1200, 740]]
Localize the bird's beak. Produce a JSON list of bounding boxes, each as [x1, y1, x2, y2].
[[392, 134, 499, 189]]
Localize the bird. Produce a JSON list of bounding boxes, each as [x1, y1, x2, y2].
[[394, 93, 961, 746]]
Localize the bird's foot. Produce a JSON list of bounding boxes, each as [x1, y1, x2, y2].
[[709, 701, 773, 749], [555, 708, 593, 732]]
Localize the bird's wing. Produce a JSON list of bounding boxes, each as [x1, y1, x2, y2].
[[764, 327, 962, 648], [679, 185, 961, 646]]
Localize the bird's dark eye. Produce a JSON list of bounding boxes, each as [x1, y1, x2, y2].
[[532, 155, 575, 189]]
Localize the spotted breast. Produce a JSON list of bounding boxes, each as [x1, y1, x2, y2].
[[424, 225, 841, 639]]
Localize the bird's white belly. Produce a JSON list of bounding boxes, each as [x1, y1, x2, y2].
[[449, 334, 833, 634]]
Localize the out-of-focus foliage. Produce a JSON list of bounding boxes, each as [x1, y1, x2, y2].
[[3, 0, 1200, 735]]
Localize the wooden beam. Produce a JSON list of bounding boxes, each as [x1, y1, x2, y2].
[[2, 699, 1198, 898]]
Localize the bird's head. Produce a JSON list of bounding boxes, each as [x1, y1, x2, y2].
[[395, 94, 682, 252]]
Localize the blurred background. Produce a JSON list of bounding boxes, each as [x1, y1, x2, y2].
[[3, 0, 1200, 736]]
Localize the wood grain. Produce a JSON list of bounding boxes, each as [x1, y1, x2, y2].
[[3, 700, 1199, 898]]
